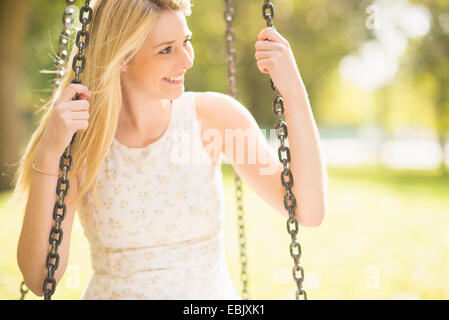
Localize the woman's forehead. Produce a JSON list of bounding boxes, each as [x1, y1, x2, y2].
[[148, 11, 191, 45]]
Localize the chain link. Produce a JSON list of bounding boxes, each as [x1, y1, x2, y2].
[[54, 0, 78, 91], [19, 0, 78, 301], [41, 0, 92, 300], [261, 0, 307, 300], [224, 0, 250, 300], [19, 281, 29, 300]]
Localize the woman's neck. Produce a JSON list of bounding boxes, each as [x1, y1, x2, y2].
[[116, 87, 172, 147]]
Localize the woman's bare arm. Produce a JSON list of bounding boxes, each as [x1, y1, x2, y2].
[[17, 140, 79, 297]]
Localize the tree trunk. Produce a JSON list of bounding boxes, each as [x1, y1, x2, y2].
[[0, 0, 30, 191]]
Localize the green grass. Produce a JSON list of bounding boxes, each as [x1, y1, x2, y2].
[[1, 165, 449, 300]]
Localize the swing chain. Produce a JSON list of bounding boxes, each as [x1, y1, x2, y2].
[[19, 281, 29, 300], [42, 0, 92, 300], [72, 2, 93, 84], [54, 0, 78, 90], [224, 0, 249, 300], [262, 0, 307, 300], [19, 0, 78, 301]]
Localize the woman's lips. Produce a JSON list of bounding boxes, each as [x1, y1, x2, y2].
[[163, 77, 183, 85]]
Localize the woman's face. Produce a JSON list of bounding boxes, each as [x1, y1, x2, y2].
[[121, 10, 194, 100]]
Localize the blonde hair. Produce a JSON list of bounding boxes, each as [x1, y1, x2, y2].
[[6, 0, 193, 212]]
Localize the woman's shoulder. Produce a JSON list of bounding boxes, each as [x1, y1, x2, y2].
[[193, 91, 233, 107], [193, 91, 239, 120], [193, 91, 228, 127], [191, 91, 227, 166], [193, 90, 252, 131], [193, 91, 214, 128]]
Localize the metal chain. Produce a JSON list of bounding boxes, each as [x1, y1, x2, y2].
[[224, 0, 249, 300], [18, 0, 78, 301], [54, 0, 78, 91], [261, 0, 307, 300], [19, 281, 28, 300], [41, 0, 92, 300]]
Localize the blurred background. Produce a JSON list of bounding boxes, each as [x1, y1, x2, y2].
[[1, 0, 448, 299]]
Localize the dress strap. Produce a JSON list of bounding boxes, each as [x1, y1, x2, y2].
[[169, 92, 210, 165], [175, 91, 196, 130]]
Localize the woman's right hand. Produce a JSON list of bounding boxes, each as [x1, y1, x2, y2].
[[40, 83, 91, 156]]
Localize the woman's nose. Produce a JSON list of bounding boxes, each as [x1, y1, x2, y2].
[[179, 47, 194, 70]]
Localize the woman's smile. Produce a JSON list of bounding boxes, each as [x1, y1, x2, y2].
[[163, 77, 184, 85]]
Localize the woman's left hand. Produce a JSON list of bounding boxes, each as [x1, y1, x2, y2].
[[255, 27, 304, 98]]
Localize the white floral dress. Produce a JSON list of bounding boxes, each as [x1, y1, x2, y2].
[[77, 91, 241, 300]]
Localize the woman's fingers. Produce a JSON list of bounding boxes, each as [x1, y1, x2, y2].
[[255, 40, 286, 51], [69, 119, 90, 132], [257, 27, 289, 47], [70, 111, 90, 120], [66, 99, 90, 112], [58, 83, 91, 103], [255, 50, 275, 60]]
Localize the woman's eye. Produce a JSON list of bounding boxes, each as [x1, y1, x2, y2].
[[159, 38, 192, 55]]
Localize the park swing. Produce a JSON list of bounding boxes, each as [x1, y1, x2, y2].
[[18, 0, 306, 300]]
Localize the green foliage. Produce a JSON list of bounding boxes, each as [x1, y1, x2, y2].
[[407, 0, 449, 138], [19, 0, 80, 137], [385, 72, 438, 131], [314, 68, 378, 127], [20, 0, 372, 131], [19, 0, 449, 135]]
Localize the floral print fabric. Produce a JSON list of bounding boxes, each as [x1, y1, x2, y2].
[[77, 91, 241, 300]]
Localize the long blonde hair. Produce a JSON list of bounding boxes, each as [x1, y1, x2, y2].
[[7, 0, 193, 212]]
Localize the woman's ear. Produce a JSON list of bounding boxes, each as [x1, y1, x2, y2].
[[120, 63, 128, 73]]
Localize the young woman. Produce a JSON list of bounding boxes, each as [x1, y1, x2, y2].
[[11, 0, 327, 299]]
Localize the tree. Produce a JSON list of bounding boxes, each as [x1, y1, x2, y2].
[[411, 0, 449, 173], [0, 0, 30, 191]]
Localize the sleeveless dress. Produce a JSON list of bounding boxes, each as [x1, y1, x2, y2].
[[77, 91, 242, 300]]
